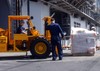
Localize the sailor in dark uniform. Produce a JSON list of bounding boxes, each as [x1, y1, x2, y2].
[[45, 18, 64, 60]]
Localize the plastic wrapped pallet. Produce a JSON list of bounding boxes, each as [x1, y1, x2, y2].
[[71, 28, 96, 55]]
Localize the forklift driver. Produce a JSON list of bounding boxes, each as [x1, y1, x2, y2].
[[16, 21, 27, 34]]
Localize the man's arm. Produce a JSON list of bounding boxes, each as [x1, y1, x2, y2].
[[58, 24, 64, 38], [21, 27, 27, 34]]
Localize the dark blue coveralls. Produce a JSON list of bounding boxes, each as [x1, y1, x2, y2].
[[46, 23, 64, 60]]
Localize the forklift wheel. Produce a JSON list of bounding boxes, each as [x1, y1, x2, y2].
[[30, 38, 51, 58]]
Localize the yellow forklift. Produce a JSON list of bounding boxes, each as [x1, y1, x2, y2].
[[0, 15, 53, 58]]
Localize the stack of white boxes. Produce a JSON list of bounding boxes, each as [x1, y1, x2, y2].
[[71, 28, 96, 55]]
